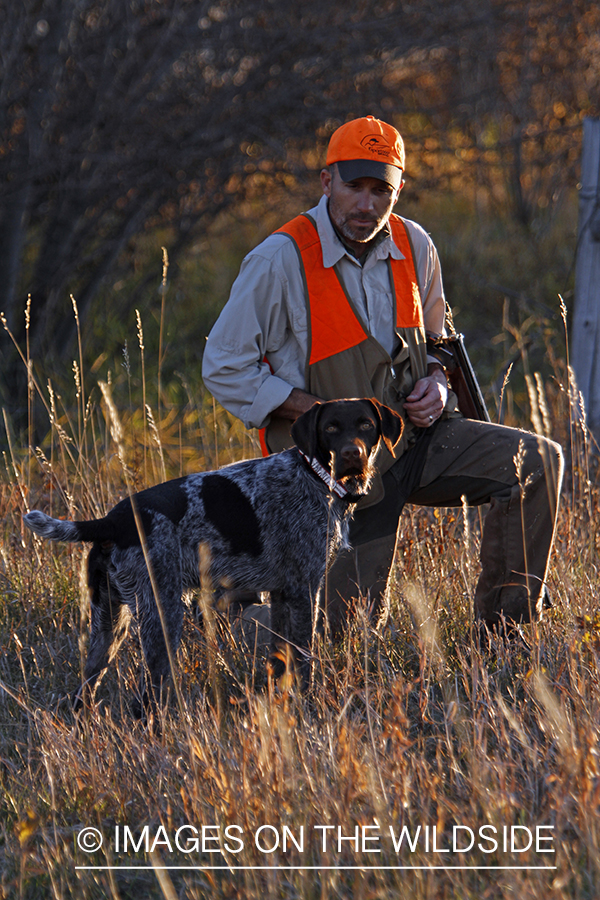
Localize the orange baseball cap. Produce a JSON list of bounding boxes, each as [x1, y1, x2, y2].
[[326, 116, 405, 188]]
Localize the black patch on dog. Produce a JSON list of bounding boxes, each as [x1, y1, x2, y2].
[[77, 478, 189, 549], [201, 474, 263, 557], [135, 478, 189, 526]]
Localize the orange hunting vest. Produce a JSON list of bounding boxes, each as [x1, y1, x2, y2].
[[262, 212, 429, 467]]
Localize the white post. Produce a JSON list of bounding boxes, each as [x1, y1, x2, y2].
[[573, 117, 600, 440]]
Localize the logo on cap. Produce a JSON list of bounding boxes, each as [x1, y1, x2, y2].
[[360, 134, 392, 159]]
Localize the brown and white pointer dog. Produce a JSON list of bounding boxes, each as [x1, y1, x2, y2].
[[24, 398, 403, 712]]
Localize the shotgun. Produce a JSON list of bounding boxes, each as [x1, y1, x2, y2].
[[427, 332, 491, 423]]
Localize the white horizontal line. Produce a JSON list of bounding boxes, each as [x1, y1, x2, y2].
[[75, 865, 557, 871]]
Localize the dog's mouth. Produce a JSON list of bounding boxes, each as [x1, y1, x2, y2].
[[337, 461, 375, 494], [335, 450, 376, 482], [337, 463, 366, 478]]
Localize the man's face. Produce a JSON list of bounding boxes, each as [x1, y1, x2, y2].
[[321, 165, 402, 250]]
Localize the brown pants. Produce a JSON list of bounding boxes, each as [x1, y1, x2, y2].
[[326, 418, 564, 630]]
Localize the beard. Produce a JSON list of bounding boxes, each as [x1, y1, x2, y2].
[[328, 199, 388, 245]]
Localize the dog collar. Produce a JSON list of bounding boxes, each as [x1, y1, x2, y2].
[[298, 450, 350, 498]]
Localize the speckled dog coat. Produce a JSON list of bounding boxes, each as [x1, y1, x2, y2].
[[23, 398, 403, 710]]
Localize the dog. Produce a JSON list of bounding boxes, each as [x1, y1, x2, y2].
[[23, 398, 403, 710]]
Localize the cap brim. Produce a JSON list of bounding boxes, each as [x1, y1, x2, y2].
[[336, 159, 403, 189]]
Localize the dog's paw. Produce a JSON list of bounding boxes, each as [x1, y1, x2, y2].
[[267, 652, 287, 682]]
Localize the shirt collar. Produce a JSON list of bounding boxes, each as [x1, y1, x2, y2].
[[312, 194, 405, 269]]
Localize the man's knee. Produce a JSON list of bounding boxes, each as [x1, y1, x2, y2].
[[520, 431, 562, 462], [517, 433, 564, 502]]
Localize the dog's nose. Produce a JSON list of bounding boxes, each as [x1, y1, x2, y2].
[[341, 443, 364, 463]]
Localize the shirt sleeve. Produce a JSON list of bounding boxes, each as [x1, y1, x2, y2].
[[403, 219, 446, 337], [402, 219, 447, 368], [201, 241, 297, 430]]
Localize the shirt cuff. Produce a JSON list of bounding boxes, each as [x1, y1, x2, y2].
[[246, 376, 295, 430], [427, 354, 443, 367]]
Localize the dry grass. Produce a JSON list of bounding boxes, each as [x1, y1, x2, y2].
[[0, 321, 599, 899]]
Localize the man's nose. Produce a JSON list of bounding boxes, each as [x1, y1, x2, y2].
[[356, 189, 375, 212]]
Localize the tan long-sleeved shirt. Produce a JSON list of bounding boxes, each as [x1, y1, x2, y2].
[[202, 194, 446, 430]]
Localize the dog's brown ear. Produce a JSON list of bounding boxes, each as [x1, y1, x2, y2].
[[367, 399, 404, 454], [291, 402, 323, 458]]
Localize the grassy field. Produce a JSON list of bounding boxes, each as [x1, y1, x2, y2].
[[0, 314, 598, 899]]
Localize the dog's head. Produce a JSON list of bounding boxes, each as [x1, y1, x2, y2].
[[291, 398, 404, 494]]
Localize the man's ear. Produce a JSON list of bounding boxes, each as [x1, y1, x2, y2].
[[320, 167, 332, 198], [291, 402, 323, 459], [393, 177, 404, 205], [366, 399, 404, 454]]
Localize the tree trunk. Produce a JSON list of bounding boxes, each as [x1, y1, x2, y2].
[[572, 116, 600, 441]]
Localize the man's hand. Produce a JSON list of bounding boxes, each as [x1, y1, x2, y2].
[[272, 388, 321, 421], [404, 364, 448, 428]]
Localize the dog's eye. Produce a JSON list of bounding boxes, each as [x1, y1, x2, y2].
[[325, 424, 339, 433], [359, 421, 375, 431]]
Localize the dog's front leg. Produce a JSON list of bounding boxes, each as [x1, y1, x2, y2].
[[268, 589, 289, 683], [269, 588, 313, 691]]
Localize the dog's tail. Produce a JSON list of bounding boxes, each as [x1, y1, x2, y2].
[[23, 510, 113, 544]]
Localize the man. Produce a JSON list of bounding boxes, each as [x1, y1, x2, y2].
[[202, 115, 563, 638]]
